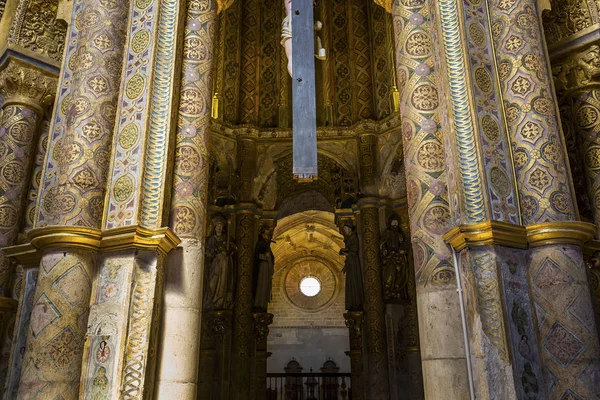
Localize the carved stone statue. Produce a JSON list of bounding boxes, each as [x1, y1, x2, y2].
[[281, 0, 293, 76], [204, 214, 237, 310], [380, 215, 409, 300], [340, 223, 364, 311], [281, 0, 325, 77], [253, 227, 275, 312]]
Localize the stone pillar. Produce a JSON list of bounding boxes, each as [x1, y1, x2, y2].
[[1, 247, 39, 400], [487, 1, 600, 397], [0, 60, 56, 296], [230, 207, 257, 400], [160, 0, 220, 392], [356, 200, 390, 399], [0, 59, 55, 394], [252, 312, 273, 400], [17, 0, 128, 397], [391, 3, 469, 399], [344, 311, 364, 400], [230, 137, 258, 399]]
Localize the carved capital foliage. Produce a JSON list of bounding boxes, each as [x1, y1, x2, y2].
[[0, 59, 57, 111], [553, 44, 600, 92], [8, 0, 67, 64]]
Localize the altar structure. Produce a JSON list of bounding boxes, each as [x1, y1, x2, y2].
[[0, 0, 599, 399]]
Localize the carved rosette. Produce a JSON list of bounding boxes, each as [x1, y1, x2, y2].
[[0, 60, 57, 114]]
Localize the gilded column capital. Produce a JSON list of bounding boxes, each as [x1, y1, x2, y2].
[[0, 58, 57, 114], [553, 44, 600, 93]]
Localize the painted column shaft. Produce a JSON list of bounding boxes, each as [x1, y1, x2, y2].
[[487, 0, 600, 397], [0, 61, 56, 296], [18, 250, 95, 399], [391, 3, 469, 399], [18, 0, 128, 398], [157, 0, 218, 397]]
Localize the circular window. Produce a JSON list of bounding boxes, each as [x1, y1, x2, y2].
[[300, 276, 321, 297]]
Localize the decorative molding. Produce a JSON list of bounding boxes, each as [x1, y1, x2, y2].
[[7, 0, 67, 65], [443, 221, 528, 252], [526, 221, 596, 247], [211, 113, 401, 141], [1, 243, 41, 267], [26, 225, 181, 255], [445, 221, 596, 251]]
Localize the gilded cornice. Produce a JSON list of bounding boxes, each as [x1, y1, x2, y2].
[[0, 57, 57, 113], [1, 242, 41, 267], [526, 221, 596, 247], [445, 221, 596, 251], [443, 221, 528, 252], [211, 114, 401, 142], [26, 225, 181, 256]]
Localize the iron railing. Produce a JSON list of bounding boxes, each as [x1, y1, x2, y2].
[[266, 373, 352, 400]]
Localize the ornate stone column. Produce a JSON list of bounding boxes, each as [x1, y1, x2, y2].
[[230, 137, 258, 400], [0, 59, 56, 296], [17, 0, 129, 397], [252, 312, 273, 400], [157, 0, 235, 396], [490, 0, 600, 397], [230, 207, 257, 399], [0, 59, 55, 393], [344, 311, 364, 400], [390, 3, 470, 398], [356, 199, 390, 399]]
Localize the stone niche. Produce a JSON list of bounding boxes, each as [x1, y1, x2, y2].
[[267, 211, 349, 373]]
